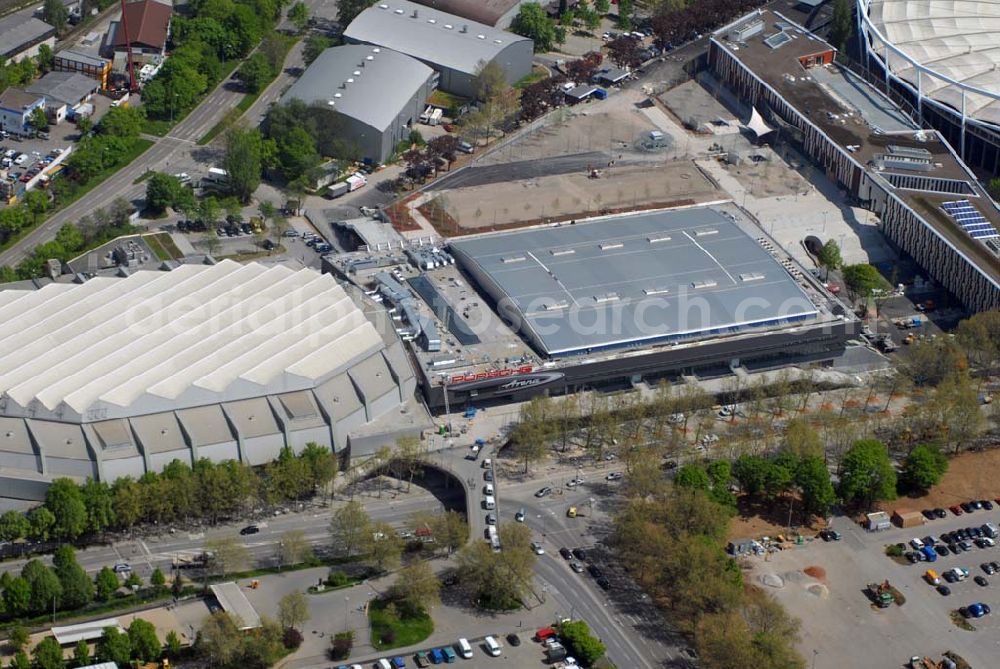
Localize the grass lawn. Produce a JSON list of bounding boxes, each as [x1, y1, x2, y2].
[[368, 599, 433, 651], [427, 89, 467, 111], [515, 67, 549, 88], [144, 232, 182, 260]]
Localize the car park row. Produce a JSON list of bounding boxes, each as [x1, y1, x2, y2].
[[336, 631, 556, 668]]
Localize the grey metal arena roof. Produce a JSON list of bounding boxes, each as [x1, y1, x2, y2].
[[449, 209, 819, 357]]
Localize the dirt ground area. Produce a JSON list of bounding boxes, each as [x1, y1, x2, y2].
[[893, 448, 1000, 510], [722, 149, 812, 199], [659, 78, 737, 129], [428, 160, 720, 230], [477, 90, 667, 167], [728, 493, 827, 542]]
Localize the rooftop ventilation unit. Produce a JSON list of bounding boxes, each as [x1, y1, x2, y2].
[[477, 34, 486, 39], [494, 39, 502, 44], [695, 229, 718, 237], [444, 23, 452, 29], [411, 9, 417, 16], [550, 248, 575, 256], [691, 280, 718, 289], [366, 55, 374, 61], [541, 300, 569, 311], [647, 235, 671, 243], [501, 255, 526, 264], [428, 18, 435, 23], [353, 70, 361, 76], [372, 48, 380, 53], [378, 3, 388, 7], [594, 292, 619, 304], [461, 24, 468, 32], [739, 272, 765, 282], [643, 287, 670, 296], [394, 8, 404, 14], [599, 242, 623, 250]]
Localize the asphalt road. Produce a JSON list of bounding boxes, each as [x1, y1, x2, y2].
[[0, 32, 307, 268]]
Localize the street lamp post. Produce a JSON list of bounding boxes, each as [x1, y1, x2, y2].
[[344, 596, 350, 631]]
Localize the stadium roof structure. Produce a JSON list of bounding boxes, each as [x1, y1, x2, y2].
[[343, 0, 531, 77], [862, 0, 1000, 126], [281, 45, 434, 131], [0, 260, 383, 423], [449, 209, 819, 357], [408, 0, 520, 26]]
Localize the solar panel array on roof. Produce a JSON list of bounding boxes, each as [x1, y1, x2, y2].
[[942, 200, 1000, 240]]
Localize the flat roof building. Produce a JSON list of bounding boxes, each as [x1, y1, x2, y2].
[[281, 45, 435, 163], [409, 0, 524, 27], [710, 8, 1000, 312], [0, 13, 55, 61], [209, 583, 261, 629], [27, 72, 100, 108], [0, 260, 418, 495], [343, 0, 533, 98], [449, 209, 818, 357]]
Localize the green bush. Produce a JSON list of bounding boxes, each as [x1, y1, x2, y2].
[[559, 619, 606, 666], [326, 570, 349, 587], [885, 544, 904, 557]]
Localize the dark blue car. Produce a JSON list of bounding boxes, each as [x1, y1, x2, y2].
[[429, 648, 444, 664]]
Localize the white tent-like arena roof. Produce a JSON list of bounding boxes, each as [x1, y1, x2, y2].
[[863, 0, 1000, 126], [0, 260, 383, 422]]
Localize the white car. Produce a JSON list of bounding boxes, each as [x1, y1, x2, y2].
[[515, 509, 525, 522], [606, 472, 623, 481], [910, 538, 925, 550], [531, 542, 545, 555], [566, 477, 584, 488]]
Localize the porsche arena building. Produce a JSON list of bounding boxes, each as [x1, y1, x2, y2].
[[407, 206, 855, 412], [858, 0, 1000, 175], [0, 260, 417, 498]]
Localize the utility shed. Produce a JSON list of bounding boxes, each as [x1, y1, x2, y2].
[[343, 0, 533, 98], [892, 508, 926, 528], [866, 511, 891, 531], [209, 582, 261, 630], [52, 618, 125, 645]]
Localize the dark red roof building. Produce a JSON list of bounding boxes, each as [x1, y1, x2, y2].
[[111, 0, 172, 54]]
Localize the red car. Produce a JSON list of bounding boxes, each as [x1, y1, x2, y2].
[[951, 505, 965, 516]]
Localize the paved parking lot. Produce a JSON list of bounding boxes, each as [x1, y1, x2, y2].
[[752, 508, 1000, 668]]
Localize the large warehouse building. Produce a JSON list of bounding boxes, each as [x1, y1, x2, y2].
[[709, 9, 1000, 314], [402, 206, 854, 411], [409, 0, 526, 28], [343, 0, 533, 98], [0, 261, 417, 498], [281, 45, 436, 163], [858, 0, 1000, 175]]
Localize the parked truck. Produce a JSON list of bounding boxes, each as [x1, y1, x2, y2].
[[867, 580, 896, 608], [894, 315, 924, 329], [326, 172, 367, 199]]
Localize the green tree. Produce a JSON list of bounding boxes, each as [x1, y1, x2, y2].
[[237, 52, 272, 93], [165, 630, 182, 659], [457, 522, 536, 609], [146, 172, 183, 214], [111, 477, 143, 530], [8, 626, 28, 653], [80, 478, 116, 535], [369, 521, 404, 572], [28, 107, 48, 132], [99, 105, 145, 138], [389, 560, 440, 614], [901, 444, 949, 491], [796, 455, 836, 519], [53, 545, 93, 610], [223, 126, 263, 203], [11, 651, 30, 669], [31, 636, 64, 669], [195, 612, 242, 666], [337, 0, 377, 25], [278, 528, 313, 567], [96, 627, 131, 666], [303, 35, 332, 65], [595, 0, 609, 12], [204, 537, 252, 577], [287, 1, 309, 30], [816, 239, 843, 281], [127, 618, 161, 663], [277, 590, 309, 630], [838, 439, 897, 508], [44, 478, 88, 540], [150, 567, 167, 590], [559, 620, 606, 666], [0, 510, 30, 542], [42, 0, 68, 32], [842, 263, 890, 303], [72, 639, 91, 667], [615, 0, 632, 29], [675, 463, 711, 490], [3, 577, 31, 618], [829, 0, 853, 50], [37, 44, 54, 73], [22, 559, 62, 616], [94, 567, 120, 602], [510, 395, 554, 473], [299, 442, 338, 494], [511, 3, 559, 52], [329, 500, 372, 557]]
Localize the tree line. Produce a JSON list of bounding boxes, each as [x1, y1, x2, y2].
[[0, 444, 338, 546]]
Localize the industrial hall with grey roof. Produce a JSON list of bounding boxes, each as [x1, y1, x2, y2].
[[449, 208, 819, 357], [343, 0, 533, 98], [0, 261, 418, 499], [281, 45, 435, 163]]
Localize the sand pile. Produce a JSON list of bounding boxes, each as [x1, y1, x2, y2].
[[759, 573, 784, 588], [804, 566, 826, 581]]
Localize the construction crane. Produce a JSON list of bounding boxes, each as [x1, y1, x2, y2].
[[119, 0, 137, 91]]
